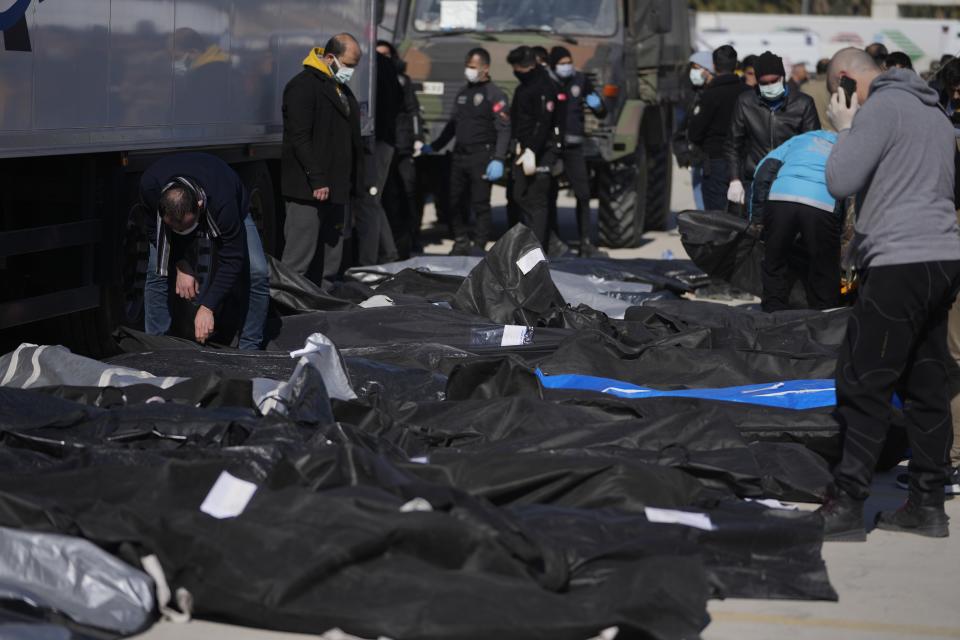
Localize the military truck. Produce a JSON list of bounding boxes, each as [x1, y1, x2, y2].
[[0, 0, 377, 354], [379, 0, 692, 246]]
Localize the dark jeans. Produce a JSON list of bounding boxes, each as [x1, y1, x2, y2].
[[549, 145, 593, 244], [145, 214, 269, 350], [512, 165, 551, 247], [394, 154, 420, 253], [281, 200, 345, 284], [449, 149, 494, 244], [701, 158, 731, 212], [833, 260, 960, 505], [761, 200, 841, 312]]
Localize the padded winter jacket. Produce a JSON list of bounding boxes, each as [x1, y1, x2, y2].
[[725, 87, 820, 182], [750, 130, 837, 223]]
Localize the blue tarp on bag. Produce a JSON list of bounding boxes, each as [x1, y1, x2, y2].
[[536, 369, 836, 410]]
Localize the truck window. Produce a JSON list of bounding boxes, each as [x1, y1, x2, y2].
[[411, 0, 618, 37]]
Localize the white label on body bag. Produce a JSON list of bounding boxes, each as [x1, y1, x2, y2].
[[644, 507, 716, 531], [501, 324, 532, 347], [516, 247, 546, 275], [200, 471, 258, 519]]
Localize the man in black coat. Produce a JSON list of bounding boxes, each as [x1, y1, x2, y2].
[[724, 51, 820, 215], [687, 45, 750, 212], [281, 33, 364, 283], [508, 46, 560, 247]]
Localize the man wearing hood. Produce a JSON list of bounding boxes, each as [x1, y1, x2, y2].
[[818, 48, 960, 541], [280, 34, 364, 283], [688, 45, 750, 212], [724, 51, 820, 214], [547, 46, 607, 257], [507, 45, 561, 247]]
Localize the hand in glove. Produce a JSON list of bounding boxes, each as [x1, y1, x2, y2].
[[419, 142, 434, 155], [727, 179, 746, 206], [515, 148, 537, 176], [484, 159, 504, 181], [828, 86, 859, 131], [585, 93, 602, 110]]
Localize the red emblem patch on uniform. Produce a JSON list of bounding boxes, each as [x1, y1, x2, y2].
[[546, 100, 555, 112], [493, 100, 506, 113], [558, 93, 568, 101]]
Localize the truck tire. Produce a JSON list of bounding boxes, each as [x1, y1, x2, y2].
[[238, 161, 279, 257], [643, 143, 673, 232], [597, 146, 648, 248]]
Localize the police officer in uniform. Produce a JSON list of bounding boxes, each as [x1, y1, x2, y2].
[[549, 46, 607, 257], [508, 45, 560, 247], [423, 48, 510, 255]]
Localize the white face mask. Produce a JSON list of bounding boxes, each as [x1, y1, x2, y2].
[[171, 219, 199, 236], [331, 55, 355, 84], [759, 79, 785, 100], [464, 67, 481, 83], [689, 68, 706, 87], [555, 63, 574, 79]]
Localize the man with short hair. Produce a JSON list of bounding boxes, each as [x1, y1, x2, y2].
[[141, 152, 269, 349], [507, 45, 561, 247], [801, 59, 834, 133], [818, 47, 960, 540], [687, 45, 750, 211], [724, 51, 820, 214], [281, 33, 364, 283], [422, 47, 510, 254], [547, 46, 607, 256], [865, 42, 889, 69]]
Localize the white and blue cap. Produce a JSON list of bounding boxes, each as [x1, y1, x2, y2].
[[689, 51, 715, 74]]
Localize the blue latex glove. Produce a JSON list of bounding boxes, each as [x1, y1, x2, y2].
[[585, 93, 602, 110], [485, 159, 504, 181], [420, 143, 434, 155]]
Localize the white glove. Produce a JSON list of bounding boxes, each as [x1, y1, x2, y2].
[[727, 179, 746, 206], [828, 86, 860, 131], [515, 147, 537, 176]]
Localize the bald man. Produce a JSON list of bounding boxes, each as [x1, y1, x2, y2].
[[817, 47, 960, 540], [281, 33, 364, 283]]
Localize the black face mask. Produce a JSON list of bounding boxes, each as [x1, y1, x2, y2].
[[514, 68, 535, 83]]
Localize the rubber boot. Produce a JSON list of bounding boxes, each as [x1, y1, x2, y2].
[[875, 499, 949, 538], [817, 485, 866, 542]]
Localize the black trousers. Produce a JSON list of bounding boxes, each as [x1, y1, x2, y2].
[[549, 145, 593, 243], [512, 165, 551, 247], [449, 149, 494, 244], [395, 155, 420, 251], [834, 260, 960, 505], [701, 158, 730, 212], [761, 201, 841, 312]]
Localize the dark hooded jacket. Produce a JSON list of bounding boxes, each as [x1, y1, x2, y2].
[[281, 48, 364, 204]]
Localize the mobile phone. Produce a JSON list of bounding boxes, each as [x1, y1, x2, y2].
[[839, 76, 857, 107]]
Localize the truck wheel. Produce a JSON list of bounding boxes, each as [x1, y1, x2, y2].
[[597, 146, 647, 248], [238, 161, 278, 257], [643, 143, 673, 232]]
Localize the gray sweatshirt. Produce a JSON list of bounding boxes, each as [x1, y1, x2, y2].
[[826, 68, 960, 268]]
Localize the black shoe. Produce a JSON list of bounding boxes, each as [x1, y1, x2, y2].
[[578, 241, 608, 258], [896, 466, 959, 495], [449, 238, 473, 256], [817, 486, 866, 542], [875, 499, 949, 538]]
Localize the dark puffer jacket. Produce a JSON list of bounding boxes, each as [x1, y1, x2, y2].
[[724, 88, 820, 182]]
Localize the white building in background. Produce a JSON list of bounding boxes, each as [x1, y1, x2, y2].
[[696, 11, 960, 72]]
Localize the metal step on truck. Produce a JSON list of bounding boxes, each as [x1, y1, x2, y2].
[[378, 0, 692, 248], [0, 0, 378, 356]]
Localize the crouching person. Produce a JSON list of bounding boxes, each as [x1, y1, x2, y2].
[[750, 129, 841, 312], [141, 152, 269, 349]]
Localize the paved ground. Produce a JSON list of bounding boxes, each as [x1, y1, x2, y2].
[[134, 165, 960, 640]]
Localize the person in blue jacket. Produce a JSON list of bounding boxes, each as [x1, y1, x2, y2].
[[750, 130, 841, 312]]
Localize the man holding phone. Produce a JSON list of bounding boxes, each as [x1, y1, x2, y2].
[[818, 47, 960, 540]]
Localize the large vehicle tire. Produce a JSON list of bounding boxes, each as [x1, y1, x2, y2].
[[598, 146, 648, 248], [643, 143, 673, 232], [238, 161, 279, 257]]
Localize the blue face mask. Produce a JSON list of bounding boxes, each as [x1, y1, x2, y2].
[[331, 55, 355, 84]]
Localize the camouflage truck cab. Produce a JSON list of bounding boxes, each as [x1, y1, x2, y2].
[[379, 0, 691, 246]]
